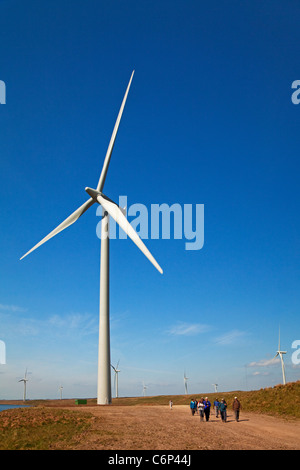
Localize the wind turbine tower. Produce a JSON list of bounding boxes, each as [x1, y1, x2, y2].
[[111, 361, 121, 398], [143, 382, 148, 397], [184, 371, 189, 395], [273, 328, 287, 385], [20, 71, 163, 405], [59, 385, 63, 400], [212, 383, 218, 393], [18, 369, 28, 401]]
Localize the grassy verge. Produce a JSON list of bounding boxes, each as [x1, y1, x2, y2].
[[0, 407, 93, 450]]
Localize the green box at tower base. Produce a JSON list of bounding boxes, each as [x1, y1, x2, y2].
[[75, 399, 87, 405]]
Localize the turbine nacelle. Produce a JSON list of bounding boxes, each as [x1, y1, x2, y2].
[[85, 187, 126, 216], [85, 187, 102, 200], [274, 350, 287, 357]]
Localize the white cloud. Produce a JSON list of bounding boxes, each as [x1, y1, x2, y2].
[[1, 310, 98, 339], [214, 329, 246, 345], [167, 322, 210, 336], [248, 357, 280, 367], [0, 304, 27, 313], [48, 313, 98, 336]]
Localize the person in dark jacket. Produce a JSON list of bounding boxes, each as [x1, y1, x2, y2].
[[232, 397, 241, 422], [218, 399, 227, 422], [203, 397, 211, 421]]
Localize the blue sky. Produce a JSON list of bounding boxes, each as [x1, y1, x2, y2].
[[0, 0, 300, 399]]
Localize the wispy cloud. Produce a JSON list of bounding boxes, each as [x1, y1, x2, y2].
[[167, 322, 210, 336], [252, 371, 270, 376], [214, 329, 246, 345], [0, 304, 27, 313], [1, 310, 98, 339], [248, 358, 279, 367], [48, 313, 98, 336]]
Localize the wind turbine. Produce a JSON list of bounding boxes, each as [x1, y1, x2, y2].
[[142, 382, 148, 397], [111, 361, 121, 398], [59, 385, 63, 400], [18, 368, 29, 401], [20, 71, 163, 405], [273, 328, 287, 385], [212, 383, 218, 393], [184, 371, 188, 395]]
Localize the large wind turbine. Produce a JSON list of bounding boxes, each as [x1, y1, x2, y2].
[[273, 328, 287, 385], [20, 71, 163, 405], [111, 361, 120, 398], [18, 369, 28, 402], [212, 383, 218, 393]]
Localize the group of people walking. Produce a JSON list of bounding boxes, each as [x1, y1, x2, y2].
[[190, 397, 241, 422]]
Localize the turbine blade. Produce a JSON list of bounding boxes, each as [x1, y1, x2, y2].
[[97, 194, 163, 274], [20, 198, 95, 260], [96, 71, 135, 193]]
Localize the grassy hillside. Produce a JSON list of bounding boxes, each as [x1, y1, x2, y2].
[[1, 381, 299, 419], [0, 382, 298, 449], [111, 381, 300, 419]]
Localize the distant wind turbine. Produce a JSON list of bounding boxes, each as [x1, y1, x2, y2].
[[18, 368, 29, 401], [143, 382, 148, 397], [273, 327, 287, 385], [20, 71, 163, 405], [111, 361, 121, 398], [59, 385, 63, 400], [184, 371, 188, 395], [212, 383, 218, 393]]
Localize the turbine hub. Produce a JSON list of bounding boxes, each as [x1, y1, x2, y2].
[[85, 187, 102, 200]]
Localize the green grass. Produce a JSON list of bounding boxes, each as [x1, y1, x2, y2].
[[0, 407, 93, 450]]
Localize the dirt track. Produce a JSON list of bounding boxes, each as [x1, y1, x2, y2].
[[65, 405, 300, 450]]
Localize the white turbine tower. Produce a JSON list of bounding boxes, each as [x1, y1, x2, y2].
[[20, 71, 163, 405], [142, 382, 148, 397], [212, 383, 218, 393], [273, 328, 287, 385], [59, 385, 63, 400], [111, 361, 121, 398], [184, 371, 188, 395], [18, 368, 28, 401]]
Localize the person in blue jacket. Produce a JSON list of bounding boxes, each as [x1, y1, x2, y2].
[[218, 399, 227, 422], [213, 398, 220, 418], [203, 397, 211, 421], [190, 398, 196, 415]]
